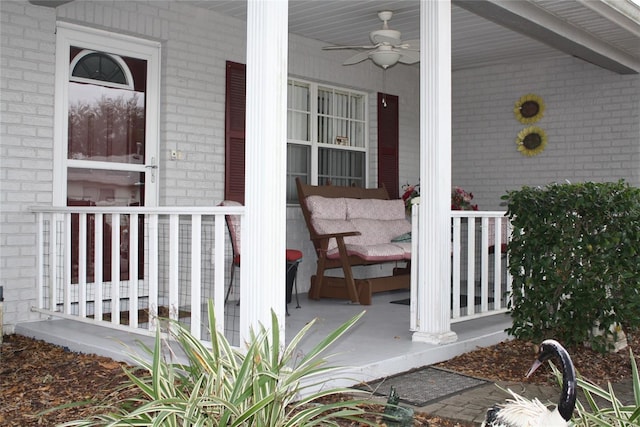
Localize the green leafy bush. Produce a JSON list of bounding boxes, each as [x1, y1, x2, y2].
[[503, 181, 640, 352], [61, 302, 378, 426]]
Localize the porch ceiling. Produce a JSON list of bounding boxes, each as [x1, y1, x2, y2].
[[193, 0, 640, 74]]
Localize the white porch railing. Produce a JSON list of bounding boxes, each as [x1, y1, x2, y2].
[[450, 210, 511, 322], [409, 207, 511, 328], [31, 205, 244, 346], [31, 205, 510, 344]]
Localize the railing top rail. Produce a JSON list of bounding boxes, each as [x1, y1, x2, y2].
[[450, 210, 507, 218], [30, 205, 245, 215]]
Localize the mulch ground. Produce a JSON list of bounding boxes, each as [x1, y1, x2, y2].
[[1, 330, 637, 426]]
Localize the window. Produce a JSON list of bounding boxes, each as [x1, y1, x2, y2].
[[224, 67, 369, 205], [286, 79, 367, 203]]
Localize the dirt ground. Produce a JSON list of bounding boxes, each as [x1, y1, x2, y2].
[[1, 331, 637, 426]]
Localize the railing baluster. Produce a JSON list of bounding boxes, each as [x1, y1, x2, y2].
[[410, 204, 419, 330], [129, 213, 139, 328], [78, 213, 87, 318], [493, 217, 502, 310], [190, 214, 202, 338], [466, 218, 476, 316], [111, 214, 121, 325], [49, 214, 58, 312], [64, 213, 71, 315], [480, 217, 489, 313], [148, 214, 159, 332], [451, 217, 461, 319], [36, 212, 44, 310], [214, 212, 226, 334], [169, 214, 179, 321], [95, 213, 103, 322]]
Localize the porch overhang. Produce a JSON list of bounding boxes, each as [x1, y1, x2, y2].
[[455, 0, 640, 74]]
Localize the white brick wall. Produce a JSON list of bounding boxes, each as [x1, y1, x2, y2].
[[1, 0, 57, 329], [452, 57, 640, 210]]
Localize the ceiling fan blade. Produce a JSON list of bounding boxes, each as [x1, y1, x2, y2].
[[322, 44, 378, 51], [343, 51, 373, 66], [400, 39, 420, 49], [398, 50, 420, 64]]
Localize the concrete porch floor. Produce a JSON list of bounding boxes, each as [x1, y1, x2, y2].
[[15, 290, 511, 393]]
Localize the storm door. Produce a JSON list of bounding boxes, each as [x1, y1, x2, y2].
[[54, 23, 160, 287]]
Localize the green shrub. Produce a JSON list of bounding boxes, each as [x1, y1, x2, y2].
[[61, 302, 378, 426], [503, 181, 640, 352]]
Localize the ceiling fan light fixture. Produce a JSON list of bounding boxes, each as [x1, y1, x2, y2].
[[371, 50, 401, 69]]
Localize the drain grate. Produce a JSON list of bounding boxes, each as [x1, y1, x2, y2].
[[357, 366, 488, 407]]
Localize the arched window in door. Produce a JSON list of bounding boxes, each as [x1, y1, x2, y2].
[[70, 51, 132, 86]]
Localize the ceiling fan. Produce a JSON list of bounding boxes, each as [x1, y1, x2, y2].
[[322, 11, 420, 69]]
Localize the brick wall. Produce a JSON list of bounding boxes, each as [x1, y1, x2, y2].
[[452, 57, 640, 210], [1, 0, 57, 328]]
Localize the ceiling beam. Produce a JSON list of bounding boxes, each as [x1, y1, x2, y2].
[[454, 0, 640, 74]]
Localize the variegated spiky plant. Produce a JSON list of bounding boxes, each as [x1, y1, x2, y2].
[[60, 302, 379, 426]]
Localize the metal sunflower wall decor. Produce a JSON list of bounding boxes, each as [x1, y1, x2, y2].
[[514, 93, 545, 124], [516, 126, 547, 156]]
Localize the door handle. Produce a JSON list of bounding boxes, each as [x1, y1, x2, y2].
[[145, 157, 157, 183]]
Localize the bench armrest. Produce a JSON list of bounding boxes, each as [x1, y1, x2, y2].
[[314, 230, 360, 240]]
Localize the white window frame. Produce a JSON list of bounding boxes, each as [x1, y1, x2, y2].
[[287, 78, 368, 201]]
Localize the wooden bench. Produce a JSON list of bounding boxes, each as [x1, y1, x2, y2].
[[296, 178, 411, 305]]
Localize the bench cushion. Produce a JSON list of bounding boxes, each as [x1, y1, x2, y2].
[[306, 196, 347, 220], [327, 243, 409, 261], [345, 198, 406, 220], [347, 218, 411, 246]]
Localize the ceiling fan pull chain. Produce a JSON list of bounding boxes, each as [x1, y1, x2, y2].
[[382, 69, 387, 108]]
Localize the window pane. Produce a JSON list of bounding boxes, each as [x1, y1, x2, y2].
[[317, 116, 333, 144], [286, 144, 310, 203], [318, 148, 364, 187], [351, 94, 364, 120], [67, 168, 144, 206], [318, 88, 332, 115], [288, 111, 310, 141], [335, 91, 348, 118], [350, 122, 365, 148], [68, 82, 145, 164], [288, 81, 310, 111]]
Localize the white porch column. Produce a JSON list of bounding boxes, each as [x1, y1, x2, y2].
[[240, 0, 289, 344], [412, 0, 457, 344]]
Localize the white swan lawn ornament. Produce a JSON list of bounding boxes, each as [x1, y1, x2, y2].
[[481, 339, 577, 427]]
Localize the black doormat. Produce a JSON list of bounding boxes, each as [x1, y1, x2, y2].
[[356, 366, 488, 407], [390, 295, 495, 307]]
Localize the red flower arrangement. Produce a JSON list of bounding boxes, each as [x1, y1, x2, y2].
[[451, 187, 478, 211], [401, 182, 420, 211]]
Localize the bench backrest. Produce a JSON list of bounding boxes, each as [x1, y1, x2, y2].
[[295, 177, 391, 246]]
